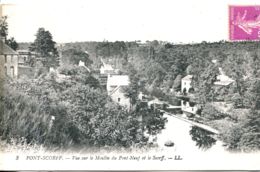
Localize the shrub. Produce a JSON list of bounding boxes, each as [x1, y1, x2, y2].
[[231, 93, 244, 108], [0, 71, 167, 150], [201, 103, 226, 120]]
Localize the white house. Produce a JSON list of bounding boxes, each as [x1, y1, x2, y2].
[[214, 68, 234, 86], [1, 39, 19, 79], [214, 75, 234, 86], [214, 67, 234, 86], [78, 60, 91, 72], [180, 75, 196, 114], [107, 75, 131, 109], [181, 100, 198, 114], [100, 58, 116, 75], [181, 75, 193, 93], [100, 63, 115, 75], [180, 68, 234, 115]]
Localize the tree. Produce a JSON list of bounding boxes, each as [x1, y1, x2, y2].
[[123, 64, 141, 108], [238, 110, 260, 152], [231, 93, 244, 108], [6, 37, 18, 50], [138, 103, 167, 136], [220, 110, 260, 152], [2, 66, 153, 149], [192, 64, 219, 104], [30, 28, 59, 67], [223, 52, 247, 96], [201, 103, 226, 120], [189, 126, 217, 150], [62, 48, 92, 66], [0, 16, 19, 50], [0, 16, 8, 40], [172, 74, 182, 92], [243, 79, 260, 110]]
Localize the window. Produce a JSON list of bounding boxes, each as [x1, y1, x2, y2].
[[4, 55, 7, 63], [118, 98, 121, 102], [10, 66, 14, 78], [4, 66, 7, 75], [24, 57, 26, 62]]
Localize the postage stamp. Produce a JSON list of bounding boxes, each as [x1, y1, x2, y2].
[[229, 5, 260, 40]]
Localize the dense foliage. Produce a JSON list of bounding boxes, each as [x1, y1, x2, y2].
[[0, 66, 166, 150], [0, 16, 19, 50], [3, 29, 260, 152], [189, 126, 217, 150], [29, 28, 59, 67], [61, 48, 93, 66], [91, 40, 260, 152]]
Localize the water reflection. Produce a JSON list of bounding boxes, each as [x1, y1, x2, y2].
[[189, 126, 217, 150]]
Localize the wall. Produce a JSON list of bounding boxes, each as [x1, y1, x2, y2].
[[181, 79, 192, 93], [4, 54, 19, 79], [111, 87, 131, 110], [181, 100, 198, 114]]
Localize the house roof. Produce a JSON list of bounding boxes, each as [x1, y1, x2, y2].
[[182, 75, 193, 81], [17, 49, 30, 53], [0, 40, 18, 55], [109, 85, 128, 96], [148, 98, 165, 105], [214, 74, 234, 86], [107, 75, 129, 86], [100, 64, 114, 71]]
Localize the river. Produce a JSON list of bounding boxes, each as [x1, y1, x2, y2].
[[155, 113, 227, 154]]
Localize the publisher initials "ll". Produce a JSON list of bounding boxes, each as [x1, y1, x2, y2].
[[174, 155, 182, 160]]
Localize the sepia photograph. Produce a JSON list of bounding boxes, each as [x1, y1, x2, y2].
[[0, 0, 259, 170]]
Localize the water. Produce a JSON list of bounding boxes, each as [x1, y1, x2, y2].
[[155, 114, 227, 154]]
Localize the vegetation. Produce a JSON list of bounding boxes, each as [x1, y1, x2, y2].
[[0, 66, 166, 150], [29, 28, 59, 67], [91, 40, 260, 152], [189, 126, 217, 150], [0, 16, 19, 50], [1, 16, 260, 152], [201, 103, 226, 121], [61, 48, 93, 66]]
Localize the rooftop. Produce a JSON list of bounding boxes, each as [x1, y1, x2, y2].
[[107, 75, 129, 86], [101, 64, 114, 71], [182, 75, 193, 81], [0, 40, 18, 55], [214, 74, 234, 86]]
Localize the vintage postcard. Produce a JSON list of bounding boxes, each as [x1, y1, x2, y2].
[[0, 0, 260, 171]]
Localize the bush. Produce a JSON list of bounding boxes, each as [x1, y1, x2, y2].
[[220, 124, 243, 151], [0, 70, 167, 150], [166, 97, 181, 106], [201, 103, 226, 120], [219, 110, 260, 152], [231, 93, 244, 108]]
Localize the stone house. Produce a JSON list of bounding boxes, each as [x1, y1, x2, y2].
[[181, 75, 193, 94], [107, 74, 130, 109], [180, 70, 235, 115], [17, 50, 37, 65], [181, 100, 198, 114], [0, 40, 19, 79]]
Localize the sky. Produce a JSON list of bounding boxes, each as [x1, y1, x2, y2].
[[1, 0, 260, 43]]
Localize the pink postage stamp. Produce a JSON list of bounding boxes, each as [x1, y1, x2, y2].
[[229, 5, 260, 40]]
